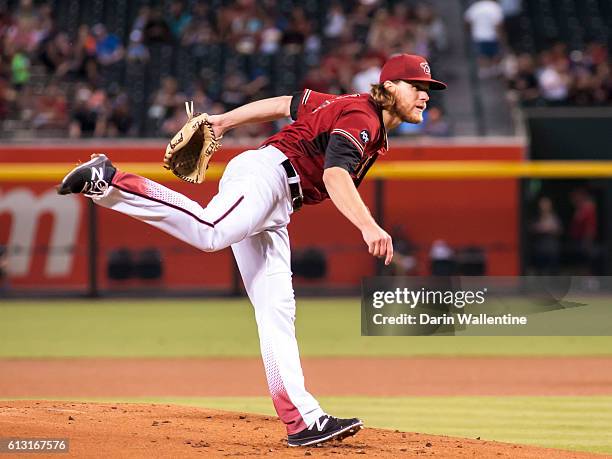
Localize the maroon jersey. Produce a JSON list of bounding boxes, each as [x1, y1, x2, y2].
[[263, 89, 388, 205]]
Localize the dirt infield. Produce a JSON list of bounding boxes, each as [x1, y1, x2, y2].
[[0, 401, 602, 458], [1, 356, 612, 398], [1, 357, 611, 457]]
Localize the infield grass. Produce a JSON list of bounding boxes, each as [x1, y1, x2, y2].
[[9, 395, 610, 454], [179, 395, 612, 454], [1, 299, 612, 357], [2, 299, 612, 455]]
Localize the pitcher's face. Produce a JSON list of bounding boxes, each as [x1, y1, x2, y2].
[[389, 80, 430, 124]]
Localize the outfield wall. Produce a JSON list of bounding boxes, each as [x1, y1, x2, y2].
[[0, 141, 522, 293]]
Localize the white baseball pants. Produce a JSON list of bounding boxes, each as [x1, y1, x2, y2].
[[92, 145, 324, 433]]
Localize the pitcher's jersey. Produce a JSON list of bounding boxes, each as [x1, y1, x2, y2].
[[263, 89, 388, 205]]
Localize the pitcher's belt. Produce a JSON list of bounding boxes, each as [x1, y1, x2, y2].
[[281, 159, 303, 211]]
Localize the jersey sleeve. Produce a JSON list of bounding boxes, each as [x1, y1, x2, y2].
[[290, 89, 336, 121], [324, 109, 378, 174]]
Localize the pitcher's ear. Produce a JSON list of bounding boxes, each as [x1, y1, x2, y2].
[[382, 80, 396, 92]]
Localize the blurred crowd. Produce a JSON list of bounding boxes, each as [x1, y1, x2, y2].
[[463, 0, 611, 107], [0, 0, 450, 139], [529, 188, 601, 275], [0, 0, 133, 136], [1, 0, 610, 140], [505, 42, 611, 107]]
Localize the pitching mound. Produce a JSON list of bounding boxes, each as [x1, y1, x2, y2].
[[0, 401, 598, 458]]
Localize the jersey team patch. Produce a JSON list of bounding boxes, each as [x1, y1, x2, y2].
[[360, 130, 370, 144]]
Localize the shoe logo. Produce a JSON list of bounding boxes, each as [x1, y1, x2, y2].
[[309, 417, 329, 432], [82, 179, 108, 197], [91, 167, 105, 181]]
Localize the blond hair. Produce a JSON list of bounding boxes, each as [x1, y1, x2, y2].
[[369, 82, 396, 111]]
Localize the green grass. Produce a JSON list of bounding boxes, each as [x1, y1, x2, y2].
[[2, 299, 611, 455], [6, 395, 610, 454], [1, 299, 612, 357]]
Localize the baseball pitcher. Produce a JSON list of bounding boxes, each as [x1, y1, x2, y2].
[[57, 54, 446, 447]]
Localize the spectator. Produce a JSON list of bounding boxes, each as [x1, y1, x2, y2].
[[388, 225, 417, 276], [464, 0, 504, 78], [570, 66, 597, 106], [217, 0, 261, 53], [368, 9, 402, 52], [6, 0, 38, 53], [319, 42, 359, 93], [0, 77, 16, 120], [507, 53, 539, 105], [143, 7, 173, 44], [499, 0, 522, 51], [190, 81, 215, 114], [69, 24, 98, 82], [148, 76, 184, 122], [128, 5, 152, 56], [38, 31, 72, 76], [69, 83, 106, 138], [9, 44, 30, 89], [301, 67, 336, 94], [569, 188, 597, 270], [32, 2, 54, 47], [324, 3, 346, 40], [537, 52, 570, 104], [259, 17, 281, 55], [593, 61, 611, 105], [15, 84, 36, 121], [181, 3, 215, 47], [220, 67, 250, 110], [530, 196, 561, 274], [92, 24, 124, 66], [0, 0, 450, 140], [106, 90, 133, 136], [423, 106, 451, 137], [281, 8, 311, 54], [32, 81, 67, 129], [348, 2, 376, 44], [131, 6, 150, 34], [161, 101, 188, 137], [167, 0, 192, 40], [304, 27, 321, 61], [351, 52, 382, 93], [126, 30, 149, 63], [415, 4, 447, 54], [235, 13, 263, 55], [506, 42, 611, 107], [0, 10, 11, 42], [569, 48, 603, 106], [430, 240, 455, 276]]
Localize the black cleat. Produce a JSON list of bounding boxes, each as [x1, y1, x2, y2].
[[287, 415, 363, 447], [57, 154, 116, 197]]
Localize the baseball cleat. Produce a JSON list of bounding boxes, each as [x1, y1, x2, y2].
[[287, 415, 364, 447], [57, 153, 116, 197]]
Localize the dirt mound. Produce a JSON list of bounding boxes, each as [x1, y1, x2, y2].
[[0, 401, 599, 458]]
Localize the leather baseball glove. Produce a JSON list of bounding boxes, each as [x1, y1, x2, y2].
[[163, 101, 222, 183]]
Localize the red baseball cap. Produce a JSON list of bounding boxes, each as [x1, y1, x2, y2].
[[379, 54, 447, 90]]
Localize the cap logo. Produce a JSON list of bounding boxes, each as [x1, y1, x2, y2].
[[420, 62, 431, 75]]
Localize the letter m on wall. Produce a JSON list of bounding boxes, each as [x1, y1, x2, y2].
[[0, 188, 81, 277]]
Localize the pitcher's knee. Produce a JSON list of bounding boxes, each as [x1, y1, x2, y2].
[[199, 231, 228, 252]]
